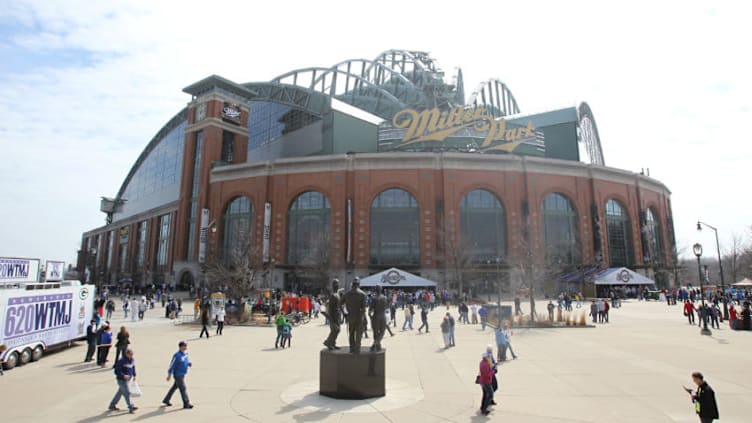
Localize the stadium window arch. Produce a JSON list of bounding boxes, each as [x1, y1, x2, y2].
[[287, 191, 331, 266], [605, 199, 633, 267], [370, 188, 420, 266], [541, 193, 581, 265], [459, 189, 506, 263], [222, 197, 254, 267]]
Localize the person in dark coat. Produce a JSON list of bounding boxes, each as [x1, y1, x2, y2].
[[84, 320, 97, 362], [685, 372, 719, 423], [199, 308, 210, 338]]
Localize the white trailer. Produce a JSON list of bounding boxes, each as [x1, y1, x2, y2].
[[1, 280, 96, 370]]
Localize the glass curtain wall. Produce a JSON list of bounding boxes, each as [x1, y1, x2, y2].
[[370, 189, 420, 265], [155, 214, 171, 272], [605, 199, 633, 267], [186, 131, 203, 260], [459, 189, 506, 263], [541, 193, 580, 265], [287, 191, 331, 265], [222, 197, 254, 266], [645, 208, 662, 264]]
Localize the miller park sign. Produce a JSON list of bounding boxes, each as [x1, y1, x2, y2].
[[389, 106, 538, 152]]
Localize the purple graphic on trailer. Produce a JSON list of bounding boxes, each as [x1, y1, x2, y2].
[[4, 293, 73, 340]]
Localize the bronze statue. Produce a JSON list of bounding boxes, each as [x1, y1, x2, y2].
[[322, 279, 343, 350], [343, 277, 367, 354], [369, 286, 388, 352]]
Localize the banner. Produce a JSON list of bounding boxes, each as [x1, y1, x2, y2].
[[198, 208, 209, 264], [0, 258, 40, 284], [346, 198, 352, 263], [262, 202, 271, 263], [45, 260, 65, 282], [0, 285, 94, 351]]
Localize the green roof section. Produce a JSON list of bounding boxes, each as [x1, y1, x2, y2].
[[183, 74, 258, 100]]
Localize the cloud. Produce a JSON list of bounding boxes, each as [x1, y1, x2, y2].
[[0, 0, 750, 267]]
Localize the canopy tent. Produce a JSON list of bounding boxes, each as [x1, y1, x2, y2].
[[593, 267, 656, 286], [359, 267, 437, 288], [732, 278, 752, 287]]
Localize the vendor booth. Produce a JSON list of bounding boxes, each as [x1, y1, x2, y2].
[[593, 267, 656, 298], [359, 267, 437, 289]]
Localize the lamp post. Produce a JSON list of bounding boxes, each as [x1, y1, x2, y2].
[[692, 243, 712, 336], [697, 221, 727, 319]]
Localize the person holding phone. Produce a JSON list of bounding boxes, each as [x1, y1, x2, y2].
[[684, 372, 719, 423]]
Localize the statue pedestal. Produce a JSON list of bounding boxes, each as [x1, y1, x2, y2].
[[319, 348, 385, 399]]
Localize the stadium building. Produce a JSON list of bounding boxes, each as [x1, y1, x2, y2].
[[79, 49, 677, 296]]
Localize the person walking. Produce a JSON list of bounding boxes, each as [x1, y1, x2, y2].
[[163, 341, 194, 409], [275, 313, 288, 348], [130, 298, 138, 322], [418, 306, 429, 333], [122, 299, 129, 319], [447, 312, 456, 346], [199, 308, 210, 338], [494, 325, 508, 361], [84, 319, 97, 362], [114, 326, 130, 364], [97, 326, 113, 367], [589, 300, 598, 324], [215, 306, 225, 335], [684, 372, 719, 423], [108, 348, 137, 413], [402, 303, 413, 331], [501, 324, 517, 360], [440, 316, 451, 348], [138, 300, 146, 320], [684, 300, 696, 325], [105, 299, 115, 320], [389, 302, 397, 327], [477, 349, 495, 416], [479, 306, 488, 330]]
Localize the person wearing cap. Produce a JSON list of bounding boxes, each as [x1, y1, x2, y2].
[[108, 348, 137, 413], [163, 341, 194, 409]]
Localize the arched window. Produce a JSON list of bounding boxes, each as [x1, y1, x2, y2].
[[370, 188, 419, 265], [287, 191, 331, 265], [222, 197, 253, 266], [605, 199, 633, 267], [460, 189, 506, 263], [541, 193, 580, 265], [645, 208, 662, 264]]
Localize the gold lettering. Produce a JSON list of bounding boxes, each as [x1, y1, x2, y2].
[[523, 120, 535, 138]]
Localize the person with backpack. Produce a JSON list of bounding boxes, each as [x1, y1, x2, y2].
[[274, 313, 288, 348], [281, 322, 292, 348]]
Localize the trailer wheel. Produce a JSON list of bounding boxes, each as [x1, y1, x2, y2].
[[4, 351, 19, 370], [19, 348, 32, 365], [31, 345, 44, 362]]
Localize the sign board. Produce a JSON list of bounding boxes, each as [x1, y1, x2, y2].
[[222, 102, 242, 125], [0, 258, 40, 284], [262, 202, 271, 263], [378, 106, 578, 161], [0, 284, 95, 353], [198, 208, 209, 264], [45, 260, 65, 282]]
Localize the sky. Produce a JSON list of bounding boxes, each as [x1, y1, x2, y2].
[[0, 0, 750, 267]]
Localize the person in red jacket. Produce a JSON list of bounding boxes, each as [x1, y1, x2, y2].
[[684, 300, 696, 325], [478, 351, 495, 416], [728, 305, 737, 330]]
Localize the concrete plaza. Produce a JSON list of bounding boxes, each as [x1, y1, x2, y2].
[[1, 300, 750, 422]]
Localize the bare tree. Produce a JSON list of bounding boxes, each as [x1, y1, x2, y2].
[[204, 229, 261, 299]]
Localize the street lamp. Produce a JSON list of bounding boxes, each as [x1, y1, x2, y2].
[[697, 221, 728, 319], [692, 243, 712, 336]]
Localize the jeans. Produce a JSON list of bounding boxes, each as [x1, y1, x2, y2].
[[480, 383, 494, 411], [418, 319, 428, 332], [216, 321, 224, 335], [200, 325, 209, 338], [449, 327, 455, 345], [402, 316, 413, 330], [164, 375, 190, 406], [110, 379, 134, 410]]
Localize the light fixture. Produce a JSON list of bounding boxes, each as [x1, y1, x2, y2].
[[692, 243, 703, 258]]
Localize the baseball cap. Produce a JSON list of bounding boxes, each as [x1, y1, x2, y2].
[[178, 341, 187, 347]]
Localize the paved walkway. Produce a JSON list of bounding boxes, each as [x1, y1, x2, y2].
[[1, 300, 750, 422]]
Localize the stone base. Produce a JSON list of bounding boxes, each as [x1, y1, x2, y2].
[[319, 348, 385, 399]]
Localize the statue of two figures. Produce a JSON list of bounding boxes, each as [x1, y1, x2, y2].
[[323, 278, 388, 354]]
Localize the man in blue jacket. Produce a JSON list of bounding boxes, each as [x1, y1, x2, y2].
[[108, 348, 137, 413], [162, 341, 194, 409]]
